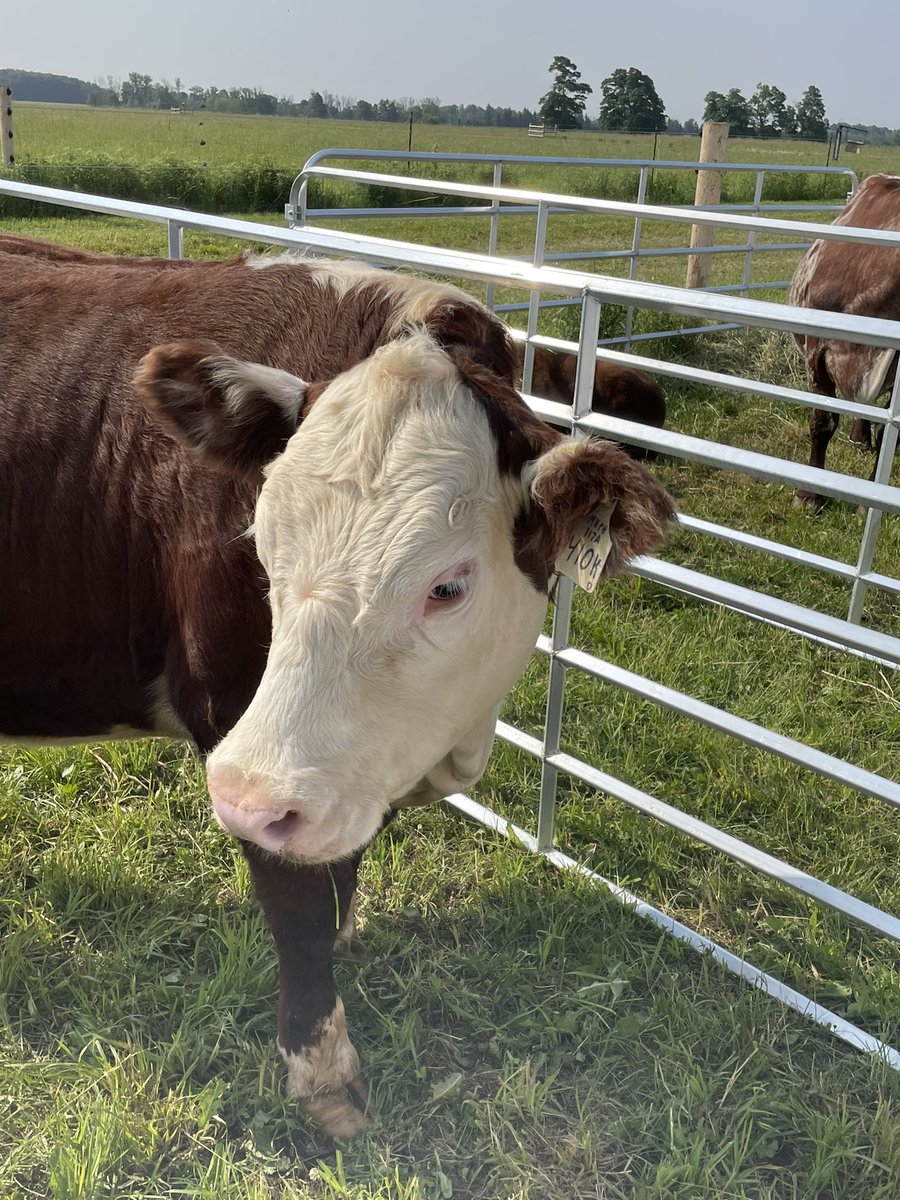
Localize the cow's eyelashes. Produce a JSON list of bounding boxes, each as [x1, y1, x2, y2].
[[425, 563, 476, 614], [429, 578, 468, 603]]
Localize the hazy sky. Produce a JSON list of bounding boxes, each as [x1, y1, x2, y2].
[[7, 0, 898, 126]]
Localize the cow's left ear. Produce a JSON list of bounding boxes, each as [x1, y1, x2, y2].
[[135, 339, 316, 478], [517, 437, 676, 591]]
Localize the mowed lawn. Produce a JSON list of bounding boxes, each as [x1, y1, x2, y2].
[[2, 131, 900, 1198]]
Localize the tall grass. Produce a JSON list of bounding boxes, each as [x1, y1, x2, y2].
[[3, 104, 895, 214]]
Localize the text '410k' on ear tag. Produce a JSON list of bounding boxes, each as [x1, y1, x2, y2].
[[555, 501, 618, 593]]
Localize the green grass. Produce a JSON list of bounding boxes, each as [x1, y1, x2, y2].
[[2, 743, 899, 1199], [11, 103, 900, 180], [2, 151, 900, 1196], [5, 103, 899, 214]]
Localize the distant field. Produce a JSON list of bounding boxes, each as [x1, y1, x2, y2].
[[10, 101, 900, 202]]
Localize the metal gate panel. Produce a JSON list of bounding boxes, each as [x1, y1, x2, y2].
[[2, 174, 899, 1071]]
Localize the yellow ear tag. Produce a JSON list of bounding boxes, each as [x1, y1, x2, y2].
[[554, 501, 617, 593]]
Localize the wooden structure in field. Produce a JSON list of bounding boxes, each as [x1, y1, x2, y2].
[[0, 84, 13, 165]]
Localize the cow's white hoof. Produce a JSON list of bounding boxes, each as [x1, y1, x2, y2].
[[280, 998, 367, 1137], [300, 1075, 369, 1138]]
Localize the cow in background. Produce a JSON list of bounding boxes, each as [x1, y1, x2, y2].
[[788, 173, 900, 507], [514, 340, 666, 459]]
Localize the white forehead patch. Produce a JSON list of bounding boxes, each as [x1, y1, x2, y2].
[[275, 332, 493, 493], [253, 332, 514, 600]]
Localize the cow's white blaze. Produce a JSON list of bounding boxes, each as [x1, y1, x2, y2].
[[206, 333, 548, 862]]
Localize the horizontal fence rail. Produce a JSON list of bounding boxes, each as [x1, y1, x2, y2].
[[287, 150, 858, 333], [3, 174, 899, 1072]]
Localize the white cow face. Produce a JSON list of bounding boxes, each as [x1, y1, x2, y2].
[[137, 331, 674, 863]]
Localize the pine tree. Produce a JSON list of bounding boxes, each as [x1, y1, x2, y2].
[[795, 86, 828, 140], [538, 56, 592, 130]]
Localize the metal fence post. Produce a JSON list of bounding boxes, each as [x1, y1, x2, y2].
[[623, 166, 650, 348], [740, 171, 765, 298], [536, 292, 603, 852], [167, 220, 184, 260], [521, 201, 550, 394], [485, 161, 503, 312], [847, 367, 900, 623]]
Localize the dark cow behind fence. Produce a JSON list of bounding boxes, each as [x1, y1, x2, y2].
[[788, 173, 900, 507], [0, 237, 675, 1136], [514, 341, 666, 459]]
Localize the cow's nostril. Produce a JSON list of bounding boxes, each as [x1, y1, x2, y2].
[[264, 810, 302, 840]]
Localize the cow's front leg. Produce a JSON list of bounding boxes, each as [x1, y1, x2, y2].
[[849, 417, 873, 450], [796, 406, 840, 509], [243, 843, 368, 1137]]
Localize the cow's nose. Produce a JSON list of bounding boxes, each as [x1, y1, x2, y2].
[[208, 776, 303, 853]]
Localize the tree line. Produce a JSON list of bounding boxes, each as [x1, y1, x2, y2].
[[703, 84, 827, 139], [0, 69, 539, 128], [538, 57, 831, 141], [5, 65, 900, 145]]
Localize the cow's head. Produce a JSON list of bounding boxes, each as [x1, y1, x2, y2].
[[136, 327, 675, 863]]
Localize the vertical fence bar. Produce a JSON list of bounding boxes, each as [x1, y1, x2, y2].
[[740, 172, 765, 298], [623, 167, 649, 348], [167, 221, 184, 260], [536, 293, 603, 851], [847, 367, 900, 622], [485, 162, 503, 312], [522, 201, 550, 394]]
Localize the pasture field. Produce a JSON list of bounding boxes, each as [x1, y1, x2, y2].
[[6, 103, 900, 214], [2, 148, 900, 1196], [11, 102, 900, 178]]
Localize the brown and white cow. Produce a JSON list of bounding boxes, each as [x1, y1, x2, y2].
[[0, 237, 675, 1136], [514, 341, 666, 460], [788, 173, 900, 507]]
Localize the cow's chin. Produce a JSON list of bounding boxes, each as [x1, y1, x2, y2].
[[275, 801, 392, 864]]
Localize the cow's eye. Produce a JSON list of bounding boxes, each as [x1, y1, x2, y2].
[[425, 564, 475, 615], [430, 578, 468, 603]]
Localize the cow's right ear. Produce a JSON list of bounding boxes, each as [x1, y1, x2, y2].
[[516, 437, 676, 592], [135, 339, 316, 478]]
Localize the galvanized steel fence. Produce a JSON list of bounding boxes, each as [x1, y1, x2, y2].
[[2, 171, 898, 1070], [286, 149, 859, 339]]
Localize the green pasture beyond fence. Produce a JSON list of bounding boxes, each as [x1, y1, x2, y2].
[[4, 105, 898, 215], [0, 154, 860, 217]]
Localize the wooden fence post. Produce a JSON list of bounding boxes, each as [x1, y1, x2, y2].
[[0, 84, 14, 166], [685, 121, 728, 289]]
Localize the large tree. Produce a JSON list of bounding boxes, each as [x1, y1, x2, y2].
[[703, 88, 753, 136], [748, 82, 789, 137], [538, 56, 592, 129], [795, 85, 828, 140], [597, 68, 666, 132]]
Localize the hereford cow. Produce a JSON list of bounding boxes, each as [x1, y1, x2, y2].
[[514, 341, 666, 459], [788, 173, 900, 507], [0, 237, 675, 1136]]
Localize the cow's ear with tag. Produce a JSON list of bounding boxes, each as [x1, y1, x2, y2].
[[516, 438, 676, 593], [135, 339, 319, 478]]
